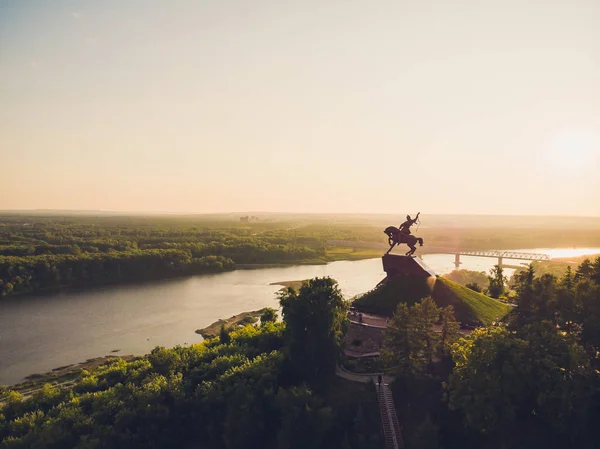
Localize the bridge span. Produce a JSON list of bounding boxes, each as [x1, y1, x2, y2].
[[325, 240, 550, 269], [445, 250, 550, 269]]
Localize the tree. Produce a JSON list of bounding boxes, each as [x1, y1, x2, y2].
[[382, 297, 443, 379], [260, 308, 277, 324], [553, 267, 579, 334], [411, 297, 441, 370], [381, 303, 418, 379], [219, 323, 231, 345], [439, 305, 460, 355], [275, 385, 333, 449], [487, 265, 506, 298], [449, 323, 592, 449], [592, 256, 600, 285], [577, 279, 600, 362], [279, 277, 347, 388], [465, 282, 482, 293], [575, 258, 594, 281], [444, 269, 489, 289], [408, 414, 440, 449], [512, 264, 536, 324]]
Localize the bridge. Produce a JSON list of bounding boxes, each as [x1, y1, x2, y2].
[[324, 240, 550, 269], [450, 250, 550, 269]]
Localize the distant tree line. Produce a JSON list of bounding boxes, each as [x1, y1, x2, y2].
[[0, 217, 332, 297], [0, 251, 234, 296]]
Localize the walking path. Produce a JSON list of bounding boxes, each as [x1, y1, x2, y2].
[[335, 365, 404, 448], [377, 382, 404, 449], [335, 364, 392, 384], [349, 312, 472, 335], [349, 312, 387, 328]]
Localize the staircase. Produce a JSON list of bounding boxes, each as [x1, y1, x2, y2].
[[376, 383, 404, 449]]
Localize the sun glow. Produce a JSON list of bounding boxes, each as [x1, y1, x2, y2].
[[545, 129, 600, 173]]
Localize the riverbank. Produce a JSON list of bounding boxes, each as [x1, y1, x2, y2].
[[236, 248, 382, 269], [0, 266, 236, 300], [196, 308, 266, 339], [1, 310, 270, 389], [270, 279, 309, 291], [195, 309, 269, 338], [0, 248, 381, 300], [0, 355, 136, 398], [4, 252, 593, 386]]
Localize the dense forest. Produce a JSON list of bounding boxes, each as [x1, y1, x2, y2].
[[3, 213, 600, 298], [2, 258, 600, 448], [0, 215, 365, 297]]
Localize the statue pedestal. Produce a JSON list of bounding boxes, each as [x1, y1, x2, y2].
[[353, 255, 437, 316], [382, 254, 436, 279]]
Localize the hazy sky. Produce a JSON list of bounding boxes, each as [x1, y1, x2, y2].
[[1, 0, 599, 215]]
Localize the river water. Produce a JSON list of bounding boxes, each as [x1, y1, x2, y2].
[[1, 247, 599, 385]]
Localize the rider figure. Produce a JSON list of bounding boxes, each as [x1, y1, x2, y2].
[[399, 212, 420, 236]]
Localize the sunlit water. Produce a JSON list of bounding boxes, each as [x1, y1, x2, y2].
[[1, 247, 599, 384]]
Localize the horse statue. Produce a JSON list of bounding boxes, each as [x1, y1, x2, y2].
[[384, 212, 424, 256], [384, 226, 424, 256]]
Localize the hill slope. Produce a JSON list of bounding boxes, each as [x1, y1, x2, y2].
[[353, 276, 510, 326]]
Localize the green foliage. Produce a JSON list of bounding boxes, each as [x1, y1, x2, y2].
[[486, 264, 506, 298], [0, 217, 342, 297], [439, 305, 461, 354], [382, 258, 600, 449], [381, 303, 417, 379], [465, 282, 482, 292], [411, 298, 442, 368], [0, 250, 234, 297], [0, 277, 384, 449], [279, 277, 348, 390], [0, 320, 299, 449], [443, 269, 489, 289], [382, 298, 458, 378], [449, 323, 593, 448], [260, 307, 278, 323], [511, 260, 600, 355], [219, 323, 231, 344], [407, 414, 440, 449]]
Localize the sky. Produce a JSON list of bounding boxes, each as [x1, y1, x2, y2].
[[1, 0, 599, 216]]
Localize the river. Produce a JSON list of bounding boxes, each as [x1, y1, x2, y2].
[[1, 247, 599, 385]]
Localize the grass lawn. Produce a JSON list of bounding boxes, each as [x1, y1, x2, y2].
[[354, 276, 511, 326], [432, 277, 511, 326]]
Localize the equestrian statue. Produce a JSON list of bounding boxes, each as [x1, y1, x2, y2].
[[384, 212, 424, 256]]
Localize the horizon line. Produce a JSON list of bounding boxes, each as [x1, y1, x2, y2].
[[1, 209, 600, 219]]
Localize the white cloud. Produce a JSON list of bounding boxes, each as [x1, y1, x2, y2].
[[29, 60, 40, 69], [85, 37, 98, 45], [71, 12, 81, 19]]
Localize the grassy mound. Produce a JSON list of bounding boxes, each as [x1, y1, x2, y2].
[[353, 276, 434, 315], [353, 276, 510, 326], [431, 277, 511, 326]]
